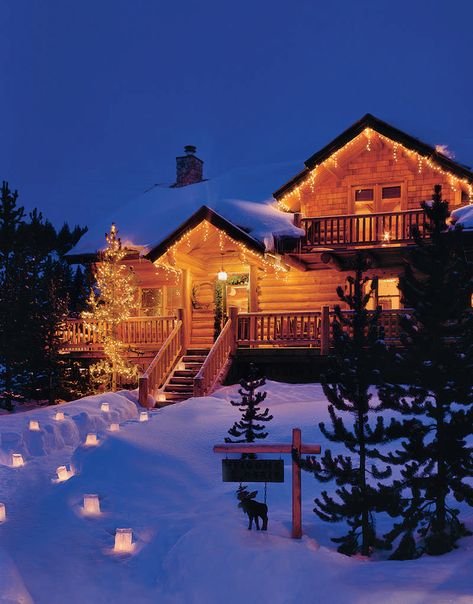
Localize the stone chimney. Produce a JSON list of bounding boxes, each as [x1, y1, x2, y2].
[[172, 145, 204, 187]]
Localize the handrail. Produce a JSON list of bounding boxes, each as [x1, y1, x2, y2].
[[300, 208, 429, 247], [61, 316, 176, 350], [138, 320, 183, 407], [193, 308, 238, 397]]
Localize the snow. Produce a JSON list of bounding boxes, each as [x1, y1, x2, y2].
[[69, 161, 304, 256], [0, 382, 473, 603], [450, 203, 473, 230]]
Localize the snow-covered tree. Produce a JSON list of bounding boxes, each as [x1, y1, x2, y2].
[[378, 185, 473, 558], [296, 254, 403, 556], [83, 224, 139, 392]]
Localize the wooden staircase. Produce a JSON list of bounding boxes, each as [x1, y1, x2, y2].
[[161, 348, 210, 403]]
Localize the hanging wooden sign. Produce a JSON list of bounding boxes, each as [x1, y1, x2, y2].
[[222, 458, 284, 483]]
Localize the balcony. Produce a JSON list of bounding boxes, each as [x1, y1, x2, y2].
[[300, 208, 429, 249]]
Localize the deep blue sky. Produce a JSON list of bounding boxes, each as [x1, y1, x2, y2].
[[1, 0, 473, 229]]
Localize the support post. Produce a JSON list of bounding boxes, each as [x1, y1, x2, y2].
[[228, 305, 239, 353], [193, 375, 204, 397], [292, 427, 302, 539], [321, 305, 330, 356], [177, 308, 186, 350], [249, 264, 259, 312], [138, 375, 150, 408], [293, 212, 302, 228]]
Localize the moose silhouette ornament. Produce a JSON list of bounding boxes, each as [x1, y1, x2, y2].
[[237, 484, 268, 531]]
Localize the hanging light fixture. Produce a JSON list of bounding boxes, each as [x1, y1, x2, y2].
[[217, 252, 228, 282]]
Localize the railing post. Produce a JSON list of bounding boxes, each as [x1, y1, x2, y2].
[[228, 306, 238, 354], [177, 308, 186, 350], [193, 375, 204, 398], [139, 375, 151, 408], [320, 305, 330, 356]]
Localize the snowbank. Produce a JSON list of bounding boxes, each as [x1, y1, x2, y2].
[[0, 382, 472, 603], [450, 203, 473, 230]]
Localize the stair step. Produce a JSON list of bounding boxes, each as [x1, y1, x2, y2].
[[169, 377, 194, 385], [182, 355, 207, 363], [161, 392, 191, 402], [174, 369, 199, 378], [185, 348, 210, 355], [164, 384, 194, 393]]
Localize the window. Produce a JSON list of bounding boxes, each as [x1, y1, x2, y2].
[[352, 183, 403, 213], [140, 288, 163, 316], [355, 188, 374, 202], [365, 278, 400, 310], [382, 186, 401, 200]]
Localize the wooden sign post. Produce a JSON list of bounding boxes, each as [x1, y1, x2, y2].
[[213, 428, 321, 539]]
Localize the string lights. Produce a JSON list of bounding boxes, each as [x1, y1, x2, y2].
[[275, 128, 473, 211]]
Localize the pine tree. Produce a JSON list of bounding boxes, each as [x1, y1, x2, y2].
[[378, 185, 473, 558], [225, 363, 273, 445], [296, 254, 404, 556], [83, 223, 139, 391]]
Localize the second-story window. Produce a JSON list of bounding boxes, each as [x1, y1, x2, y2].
[[352, 183, 403, 214]]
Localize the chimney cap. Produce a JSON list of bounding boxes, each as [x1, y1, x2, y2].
[[184, 145, 197, 155]]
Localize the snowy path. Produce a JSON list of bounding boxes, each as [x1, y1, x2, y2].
[[0, 384, 472, 603]]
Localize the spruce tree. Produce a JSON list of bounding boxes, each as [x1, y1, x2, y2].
[[83, 223, 139, 391], [297, 254, 403, 556], [225, 363, 273, 445], [378, 185, 473, 558]]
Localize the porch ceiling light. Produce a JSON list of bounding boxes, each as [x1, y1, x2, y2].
[[218, 253, 228, 281]]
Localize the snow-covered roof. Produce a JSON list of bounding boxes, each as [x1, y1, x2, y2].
[[69, 161, 304, 257]]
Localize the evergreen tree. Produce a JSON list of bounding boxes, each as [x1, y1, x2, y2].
[[296, 254, 403, 556], [82, 223, 139, 391], [225, 363, 273, 445], [378, 185, 473, 558]]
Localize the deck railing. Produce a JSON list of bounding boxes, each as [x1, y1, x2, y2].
[[301, 209, 428, 248], [238, 308, 411, 348], [237, 311, 323, 347], [61, 316, 176, 351], [138, 320, 183, 407], [193, 307, 238, 397]]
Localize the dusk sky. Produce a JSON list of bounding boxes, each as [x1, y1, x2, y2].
[[1, 0, 473, 229]]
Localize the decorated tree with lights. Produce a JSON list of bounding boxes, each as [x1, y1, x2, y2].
[[296, 254, 404, 556], [83, 224, 139, 391], [225, 363, 272, 445], [378, 185, 473, 559]]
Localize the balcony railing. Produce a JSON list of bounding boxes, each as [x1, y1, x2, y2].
[[301, 209, 429, 248], [61, 316, 176, 352]]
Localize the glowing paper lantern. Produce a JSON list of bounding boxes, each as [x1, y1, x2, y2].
[[217, 270, 228, 281], [11, 454, 24, 468], [109, 423, 120, 432], [0, 503, 6, 522], [101, 402, 110, 412], [85, 433, 98, 446], [29, 420, 40, 431], [177, 362, 186, 371], [114, 528, 133, 553], [157, 392, 166, 403], [139, 412, 148, 422], [83, 494, 100, 515], [54, 411, 65, 421], [56, 466, 69, 482]]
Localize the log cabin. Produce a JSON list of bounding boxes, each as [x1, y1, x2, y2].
[[64, 114, 473, 406]]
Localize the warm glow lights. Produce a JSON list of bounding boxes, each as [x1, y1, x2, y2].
[[177, 361, 186, 371], [85, 433, 98, 446], [139, 411, 149, 422], [383, 231, 391, 243], [276, 127, 473, 210], [83, 494, 101, 516], [217, 270, 228, 281], [29, 420, 40, 431], [56, 466, 69, 482], [109, 423, 120, 432], [114, 528, 134, 553], [0, 503, 5, 522], [101, 402, 110, 412], [157, 392, 166, 403], [11, 454, 24, 468], [54, 411, 65, 421]]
